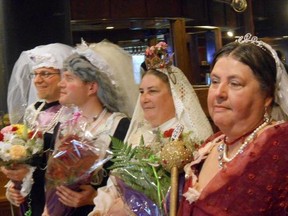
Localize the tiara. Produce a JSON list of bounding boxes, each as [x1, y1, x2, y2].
[[145, 42, 173, 70], [236, 33, 267, 51]]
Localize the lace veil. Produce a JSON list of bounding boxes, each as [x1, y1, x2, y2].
[[7, 43, 74, 123], [125, 61, 213, 144], [75, 40, 138, 118], [262, 41, 288, 119]]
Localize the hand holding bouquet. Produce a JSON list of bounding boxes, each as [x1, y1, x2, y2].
[[0, 124, 44, 216], [45, 113, 111, 216], [109, 124, 201, 216]]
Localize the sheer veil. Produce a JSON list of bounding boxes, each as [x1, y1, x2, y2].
[[262, 41, 288, 120], [7, 43, 74, 124], [236, 33, 288, 120], [75, 40, 138, 118]]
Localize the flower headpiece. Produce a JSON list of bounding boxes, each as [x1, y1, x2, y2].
[[145, 42, 173, 70]]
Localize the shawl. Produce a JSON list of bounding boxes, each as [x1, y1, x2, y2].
[[178, 121, 288, 216]]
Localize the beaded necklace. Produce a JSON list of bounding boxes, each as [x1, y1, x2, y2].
[[218, 117, 270, 168], [223, 127, 257, 146], [31, 101, 64, 133]]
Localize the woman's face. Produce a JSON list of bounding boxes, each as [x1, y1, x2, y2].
[[58, 71, 92, 107], [208, 56, 272, 134], [139, 73, 175, 127]]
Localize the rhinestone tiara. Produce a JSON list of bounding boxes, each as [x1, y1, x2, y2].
[[236, 33, 266, 51]]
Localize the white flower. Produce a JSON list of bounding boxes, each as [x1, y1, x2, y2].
[[0, 142, 12, 161], [183, 187, 200, 204]]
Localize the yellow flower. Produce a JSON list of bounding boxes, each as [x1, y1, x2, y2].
[[10, 145, 27, 160], [13, 124, 29, 139]]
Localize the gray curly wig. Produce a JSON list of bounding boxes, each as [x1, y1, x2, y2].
[[63, 53, 119, 112]]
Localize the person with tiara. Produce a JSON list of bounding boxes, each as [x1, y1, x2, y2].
[[42, 40, 138, 216], [1, 43, 74, 216], [89, 41, 213, 215], [178, 33, 288, 216]]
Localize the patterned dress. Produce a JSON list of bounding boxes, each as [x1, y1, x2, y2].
[[178, 121, 288, 216]]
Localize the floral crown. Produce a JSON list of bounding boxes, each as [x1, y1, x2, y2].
[[145, 42, 173, 70]]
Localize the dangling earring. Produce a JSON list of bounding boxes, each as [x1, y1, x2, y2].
[[264, 106, 270, 122]]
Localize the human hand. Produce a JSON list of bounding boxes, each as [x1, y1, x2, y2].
[[56, 184, 97, 207], [1, 164, 29, 181], [6, 182, 25, 205], [41, 205, 50, 216]]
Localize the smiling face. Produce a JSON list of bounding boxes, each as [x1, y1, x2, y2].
[[33, 67, 61, 103], [139, 72, 175, 127], [208, 56, 272, 135], [58, 71, 92, 107]]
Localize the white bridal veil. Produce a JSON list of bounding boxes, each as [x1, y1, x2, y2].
[[7, 43, 74, 124]]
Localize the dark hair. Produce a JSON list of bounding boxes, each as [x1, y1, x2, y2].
[[211, 42, 276, 98], [142, 69, 171, 89], [63, 53, 119, 112]]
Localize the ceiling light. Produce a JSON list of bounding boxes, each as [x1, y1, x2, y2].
[[227, 31, 234, 37], [106, 26, 114, 30]]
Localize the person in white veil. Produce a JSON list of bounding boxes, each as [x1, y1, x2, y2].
[[41, 40, 138, 216], [76, 39, 138, 118], [7, 43, 74, 124], [2, 43, 74, 216], [89, 42, 213, 215]]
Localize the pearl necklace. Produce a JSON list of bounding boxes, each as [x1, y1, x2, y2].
[[218, 117, 270, 168], [31, 101, 64, 133]]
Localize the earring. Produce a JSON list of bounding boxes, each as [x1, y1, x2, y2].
[[264, 107, 270, 122]]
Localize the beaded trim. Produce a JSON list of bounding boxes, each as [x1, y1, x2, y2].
[[236, 33, 267, 52], [31, 102, 64, 134], [217, 117, 270, 168]]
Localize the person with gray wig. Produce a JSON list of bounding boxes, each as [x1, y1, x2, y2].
[[42, 51, 131, 216], [62, 53, 119, 113]]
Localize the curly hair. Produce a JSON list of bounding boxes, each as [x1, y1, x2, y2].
[[63, 53, 119, 112]]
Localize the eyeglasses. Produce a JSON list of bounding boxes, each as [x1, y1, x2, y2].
[[29, 71, 60, 79]]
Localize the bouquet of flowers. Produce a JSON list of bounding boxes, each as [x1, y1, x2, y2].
[[45, 112, 111, 216], [109, 124, 201, 216], [0, 124, 43, 167], [0, 122, 43, 212]]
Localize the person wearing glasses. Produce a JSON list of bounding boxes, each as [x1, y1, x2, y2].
[[1, 43, 74, 216]]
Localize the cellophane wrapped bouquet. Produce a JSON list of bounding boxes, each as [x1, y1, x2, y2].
[[109, 125, 201, 216], [45, 112, 111, 216]]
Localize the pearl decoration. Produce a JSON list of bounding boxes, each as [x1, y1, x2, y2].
[[218, 117, 270, 168], [31, 102, 64, 133]]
